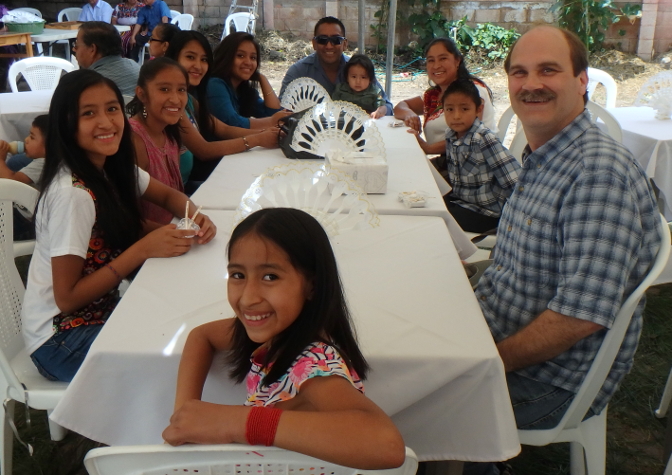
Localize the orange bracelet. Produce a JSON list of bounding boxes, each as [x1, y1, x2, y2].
[[245, 407, 283, 446]]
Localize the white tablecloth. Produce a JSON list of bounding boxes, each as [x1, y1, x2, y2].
[[50, 211, 519, 463], [607, 106, 672, 219], [191, 116, 477, 259], [0, 90, 53, 141], [30, 25, 130, 43]]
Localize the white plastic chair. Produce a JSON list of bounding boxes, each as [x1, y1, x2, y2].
[[49, 7, 83, 60], [170, 9, 181, 20], [221, 11, 256, 40], [84, 444, 418, 475], [171, 13, 194, 30], [496, 106, 526, 164], [587, 68, 618, 109], [0, 179, 69, 475], [518, 213, 671, 475], [586, 101, 623, 143], [7, 56, 75, 93]]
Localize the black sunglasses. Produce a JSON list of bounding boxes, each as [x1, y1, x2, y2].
[[313, 35, 346, 46]]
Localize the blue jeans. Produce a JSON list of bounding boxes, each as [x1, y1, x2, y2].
[[6, 153, 32, 172], [30, 324, 104, 382], [463, 373, 582, 475]]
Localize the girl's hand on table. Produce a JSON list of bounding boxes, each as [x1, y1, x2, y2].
[[272, 109, 293, 125], [193, 213, 216, 244], [250, 127, 281, 149], [163, 399, 249, 446], [140, 225, 195, 258]]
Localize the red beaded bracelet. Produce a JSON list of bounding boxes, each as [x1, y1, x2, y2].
[[245, 406, 283, 446]]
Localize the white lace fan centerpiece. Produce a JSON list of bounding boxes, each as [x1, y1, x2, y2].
[[234, 162, 379, 237], [290, 100, 386, 159], [280, 77, 330, 112], [634, 71, 672, 120]]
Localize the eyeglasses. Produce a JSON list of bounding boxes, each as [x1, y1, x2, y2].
[[149, 37, 165, 43], [313, 35, 346, 46]]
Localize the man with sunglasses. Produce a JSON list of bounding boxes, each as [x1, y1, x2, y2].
[[279, 16, 392, 115]]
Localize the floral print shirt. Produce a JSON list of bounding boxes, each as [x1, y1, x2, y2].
[[244, 341, 364, 407]]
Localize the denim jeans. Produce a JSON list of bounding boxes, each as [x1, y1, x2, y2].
[[463, 373, 580, 475], [30, 324, 104, 382]]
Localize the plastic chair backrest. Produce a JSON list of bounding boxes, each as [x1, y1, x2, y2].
[[496, 106, 525, 163], [521, 214, 670, 444], [586, 100, 623, 143], [170, 9, 181, 19], [221, 11, 256, 40], [171, 13, 194, 30], [7, 57, 75, 93], [10, 7, 43, 18], [84, 444, 418, 475], [58, 7, 82, 22], [0, 180, 39, 400], [587, 67, 617, 109]]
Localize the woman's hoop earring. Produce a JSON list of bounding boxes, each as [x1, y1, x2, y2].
[[142, 106, 148, 120]]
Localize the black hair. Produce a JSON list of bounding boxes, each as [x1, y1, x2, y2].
[[425, 37, 493, 103], [344, 53, 374, 82], [38, 70, 143, 250], [79, 21, 123, 57], [152, 23, 180, 43], [314, 16, 346, 37], [31, 114, 49, 139], [127, 57, 186, 149], [226, 208, 369, 386], [211, 32, 262, 118], [441, 79, 482, 108], [165, 30, 215, 139]]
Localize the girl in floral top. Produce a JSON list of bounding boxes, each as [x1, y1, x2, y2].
[[164, 208, 405, 469]]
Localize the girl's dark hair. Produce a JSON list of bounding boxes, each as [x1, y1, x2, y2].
[[226, 208, 369, 386], [126, 57, 187, 148], [441, 79, 483, 108], [153, 22, 180, 44], [344, 53, 375, 84], [425, 37, 493, 102], [211, 32, 262, 118], [38, 69, 143, 250], [31, 114, 49, 138], [165, 30, 215, 139]]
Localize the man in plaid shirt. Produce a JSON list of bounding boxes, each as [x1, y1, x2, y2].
[[475, 25, 662, 437]]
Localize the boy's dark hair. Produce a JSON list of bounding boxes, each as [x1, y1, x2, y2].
[[441, 79, 482, 108], [211, 32, 262, 118], [79, 21, 123, 57], [153, 23, 180, 43], [425, 37, 493, 103], [38, 69, 143, 250], [31, 115, 49, 138], [314, 16, 345, 37], [226, 208, 369, 386], [165, 30, 215, 139], [344, 54, 375, 84], [127, 57, 186, 148]]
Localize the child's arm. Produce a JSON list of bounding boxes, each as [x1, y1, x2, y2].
[[0, 141, 33, 185], [371, 105, 387, 119], [163, 376, 405, 469], [141, 177, 217, 245], [173, 318, 236, 411], [406, 129, 446, 155]]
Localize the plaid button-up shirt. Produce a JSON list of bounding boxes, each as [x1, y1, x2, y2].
[[444, 119, 520, 218], [475, 110, 661, 414]]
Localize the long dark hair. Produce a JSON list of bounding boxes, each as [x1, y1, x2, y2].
[[425, 37, 493, 102], [165, 30, 215, 139], [38, 69, 143, 250], [211, 32, 262, 118], [226, 208, 369, 386], [126, 57, 187, 148]]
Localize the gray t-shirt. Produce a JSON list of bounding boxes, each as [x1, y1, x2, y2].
[[20, 158, 44, 189]]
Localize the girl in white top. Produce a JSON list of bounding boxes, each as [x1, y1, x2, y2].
[[394, 38, 496, 154], [22, 70, 216, 382]]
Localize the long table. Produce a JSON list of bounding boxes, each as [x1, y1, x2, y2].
[[50, 211, 520, 462], [191, 116, 477, 259], [607, 106, 672, 220]]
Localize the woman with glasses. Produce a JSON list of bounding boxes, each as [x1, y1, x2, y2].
[[112, 0, 145, 58], [147, 22, 180, 59], [394, 38, 496, 155], [206, 32, 291, 129]]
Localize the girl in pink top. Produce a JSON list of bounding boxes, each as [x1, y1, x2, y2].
[[164, 208, 405, 470], [127, 57, 186, 224]]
